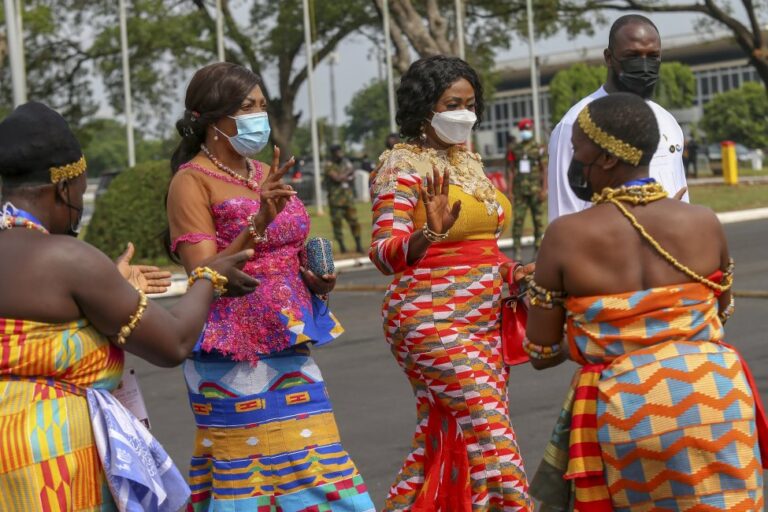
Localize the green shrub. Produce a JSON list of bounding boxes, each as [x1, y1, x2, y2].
[[85, 160, 171, 264]]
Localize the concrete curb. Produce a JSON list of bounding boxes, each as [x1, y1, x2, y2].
[[157, 206, 768, 298]]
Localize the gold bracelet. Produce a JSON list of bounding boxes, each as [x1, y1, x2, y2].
[[422, 224, 449, 243], [247, 213, 268, 244], [116, 290, 148, 345], [188, 266, 229, 298]]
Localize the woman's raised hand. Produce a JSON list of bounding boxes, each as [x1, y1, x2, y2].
[[420, 166, 462, 235], [207, 249, 260, 297], [253, 146, 298, 228]]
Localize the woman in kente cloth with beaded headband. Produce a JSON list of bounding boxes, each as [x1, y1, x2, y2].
[[524, 92, 768, 511], [370, 55, 535, 511], [0, 101, 257, 511], [166, 62, 374, 511]]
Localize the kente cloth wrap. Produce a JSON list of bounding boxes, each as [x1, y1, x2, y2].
[[370, 146, 532, 511], [183, 347, 375, 511], [0, 318, 189, 512], [530, 283, 767, 512], [170, 162, 343, 362]]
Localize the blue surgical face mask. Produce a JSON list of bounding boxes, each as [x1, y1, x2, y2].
[[216, 112, 271, 158], [520, 130, 533, 141]]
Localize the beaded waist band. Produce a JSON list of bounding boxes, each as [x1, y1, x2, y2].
[[417, 239, 507, 269]]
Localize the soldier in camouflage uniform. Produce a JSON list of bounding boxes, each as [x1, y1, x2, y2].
[[324, 145, 363, 253], [511, 118, 547, 261]]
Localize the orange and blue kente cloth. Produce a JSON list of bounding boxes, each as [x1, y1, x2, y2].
[[530, 283, 767, 511], [0, 318, 124, 511]]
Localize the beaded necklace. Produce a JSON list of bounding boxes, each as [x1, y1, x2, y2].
[[201, 144, 258, 191], [593, 180, 731, 293], [0, 203, 49, 234]]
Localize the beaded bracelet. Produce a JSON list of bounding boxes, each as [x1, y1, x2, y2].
[[718, 296, 735, 324], [526, 278, 567, 309], [422, 224, 449, 243], [116, 290, 148, 345], [522, 337, 562, 360], [246, 213, 269, 244], [188, 266, 229, 298]]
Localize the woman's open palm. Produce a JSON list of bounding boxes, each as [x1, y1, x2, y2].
[[420, 166, 461, 235]]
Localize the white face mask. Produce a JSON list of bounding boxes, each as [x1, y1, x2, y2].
[[430, 109, 477, 145]]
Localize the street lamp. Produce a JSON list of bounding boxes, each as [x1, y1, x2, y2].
[[118, 0, 136, 168], [215, 0, 224, 61], [526, 0, 541, 143], [329, 52, 339, 144], [382, 0, 396, 134]]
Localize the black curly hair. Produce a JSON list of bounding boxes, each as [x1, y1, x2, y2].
[[584, 92, 659, 166], [396, 55, 484, 140]]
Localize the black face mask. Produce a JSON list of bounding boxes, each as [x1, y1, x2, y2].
[[64, 184, 83, 237], [613, 55, 660, 99], [567, 153, 602, 202]]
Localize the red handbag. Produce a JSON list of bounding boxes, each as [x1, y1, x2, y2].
[[501, 266, 529, 366]]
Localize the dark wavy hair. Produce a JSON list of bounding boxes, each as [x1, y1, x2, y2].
[[166, 63, 263, 261], [585, 92, 659, 166], [395, 55, 484, 140], [170, 62, 264, 174]]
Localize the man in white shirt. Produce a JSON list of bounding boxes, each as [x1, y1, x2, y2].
[[548, 14, 689, 220]]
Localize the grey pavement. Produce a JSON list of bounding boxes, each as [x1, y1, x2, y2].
[[133, 218, 768, 507]]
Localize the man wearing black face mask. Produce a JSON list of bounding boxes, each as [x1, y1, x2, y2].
[[547, 14, 688, 221]]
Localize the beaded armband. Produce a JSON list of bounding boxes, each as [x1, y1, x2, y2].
[[721, 258, 735, 291], [116, 290, 148, 345], [247, 213, 269, 244], [188, 266, 228, 298], [422, 224, 449, 243], [526, 278, 567, 309], [523, 337, 563, 360], [718, 296, 735, 324]]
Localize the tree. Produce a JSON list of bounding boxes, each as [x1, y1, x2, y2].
[[371, 0, 596, 98], [549, 63, 605, 123], [1, 1, 377, 158], [701, 82, 768, 149], [345, 79, 391, 154], [655, 61, 696, 110], [565, 1, 768, 90], [76, 118, 176, 176]]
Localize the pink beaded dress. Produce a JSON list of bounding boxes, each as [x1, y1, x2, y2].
[[167, 161, 374, 512]]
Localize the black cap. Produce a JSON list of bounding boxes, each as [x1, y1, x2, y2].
[[329, 144, 343, 153], [0, 101, 82, 184]]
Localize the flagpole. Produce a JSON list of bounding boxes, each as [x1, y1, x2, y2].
[[118, 0, 136, 167], [4, 0, 27, 105], [302, 0, 324, 214], [526, 0, 541, 143], [215, 0, 225, 61], [382, 0, 396, 133]]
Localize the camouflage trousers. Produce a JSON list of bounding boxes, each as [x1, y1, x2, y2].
[[328, 191, 361, 243], [512, 192, 543, 253]]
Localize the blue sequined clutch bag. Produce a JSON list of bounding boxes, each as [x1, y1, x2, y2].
[[304, 237, 335, 277]]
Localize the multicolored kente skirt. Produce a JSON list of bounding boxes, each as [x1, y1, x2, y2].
[[183, 346, 374, 512]]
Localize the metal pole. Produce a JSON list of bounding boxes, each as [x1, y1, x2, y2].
[[14, 0, 26, 97], [4, 0, 27, 105], [119, 0, 136, 167], [382, 0, 396, 133], [215, 0, 224, 61], [302, 0, 324, 214], [329, 52, 339, 144], [455, 0, 465, 60], [526, 0, 541, 143]]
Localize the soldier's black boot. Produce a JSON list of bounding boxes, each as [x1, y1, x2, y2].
[[354, 236, 364, 254], [337, 239, 347, 253]]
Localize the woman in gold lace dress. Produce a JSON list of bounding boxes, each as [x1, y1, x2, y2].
[[369, 55, 533, 512]]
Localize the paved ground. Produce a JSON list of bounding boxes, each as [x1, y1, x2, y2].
[[134, 218, 768, 507]]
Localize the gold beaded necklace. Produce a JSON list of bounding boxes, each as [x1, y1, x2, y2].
[[201, 144, 258, 191], [594, 182, 731, 293]]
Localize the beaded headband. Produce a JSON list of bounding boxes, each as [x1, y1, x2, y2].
[[50, 155, 87, 183], [577, 107, 643, 166]]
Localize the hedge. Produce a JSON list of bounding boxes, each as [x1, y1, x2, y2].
[[85, 160, 172, 265]]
